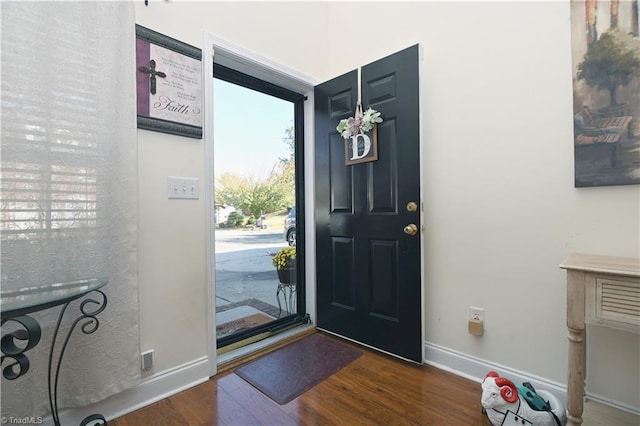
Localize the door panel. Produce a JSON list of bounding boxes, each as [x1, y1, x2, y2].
[[315, 45, 422, 362], [369, 239, 399, 320], [369, 119, 397, 213], [329, 131, 353, 213], [332, 236, 356, 309]]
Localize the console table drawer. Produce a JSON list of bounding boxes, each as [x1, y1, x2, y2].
[[586, 277, 640, 332]]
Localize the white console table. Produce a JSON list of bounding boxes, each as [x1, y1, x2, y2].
[[560, 254, 640, 426]]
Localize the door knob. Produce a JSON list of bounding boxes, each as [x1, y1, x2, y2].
[[403, 224, 418, 236]]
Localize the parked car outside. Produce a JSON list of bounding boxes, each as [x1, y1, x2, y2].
[[283, 206, 296, 247]]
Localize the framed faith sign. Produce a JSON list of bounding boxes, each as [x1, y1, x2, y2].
[[135, 25, 203, 139]]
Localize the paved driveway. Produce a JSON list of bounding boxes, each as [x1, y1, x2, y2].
[[214, 228, 289, 315]]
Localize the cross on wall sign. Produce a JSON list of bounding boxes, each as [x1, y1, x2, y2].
[[138, 59, 166, 95]]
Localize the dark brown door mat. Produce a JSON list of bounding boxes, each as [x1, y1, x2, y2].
[[234, 333, 362, 405]]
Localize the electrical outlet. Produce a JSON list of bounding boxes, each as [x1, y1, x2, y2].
[[468, 307, 485, 336], [141, 350, 154, 371], [469, 306, 485, 323], [468, 318, 484, 336]]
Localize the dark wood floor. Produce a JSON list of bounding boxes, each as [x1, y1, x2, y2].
[[111, 332, 491, 425]]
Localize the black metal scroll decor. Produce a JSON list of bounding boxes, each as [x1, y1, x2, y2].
[[49, 290, 107, 426], [0, 290, 109, 426], [1, 315, 42, 379], [276, 283, 297, 318]]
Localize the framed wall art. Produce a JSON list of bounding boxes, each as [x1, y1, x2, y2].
[[136, 24, 203, 139], [570, 1, 639, 187]]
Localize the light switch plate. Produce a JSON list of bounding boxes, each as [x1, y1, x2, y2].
[[168, 176, 199, 199]]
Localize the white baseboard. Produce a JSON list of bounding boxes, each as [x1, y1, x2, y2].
[[424, 341, 640, 416], [54, 356, 210, 425]]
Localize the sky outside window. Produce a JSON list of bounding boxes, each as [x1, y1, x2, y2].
[[213, 79, 294, 178]]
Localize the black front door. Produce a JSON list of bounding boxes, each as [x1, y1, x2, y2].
[[315, 45, 422, 362]]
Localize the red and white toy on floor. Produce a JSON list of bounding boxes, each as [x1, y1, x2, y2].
[[481, 371, 566, 426]]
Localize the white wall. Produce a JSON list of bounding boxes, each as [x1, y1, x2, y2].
[[132, 0, 638, 413], [325, 1, 639, 409], [137, 130, 208, 372], [133, 0, 328, 373]]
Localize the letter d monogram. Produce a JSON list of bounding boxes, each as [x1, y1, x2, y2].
[[349, 133, 371, 161]]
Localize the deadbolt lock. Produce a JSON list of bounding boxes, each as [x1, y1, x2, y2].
[[406, 201, 418, 212]]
